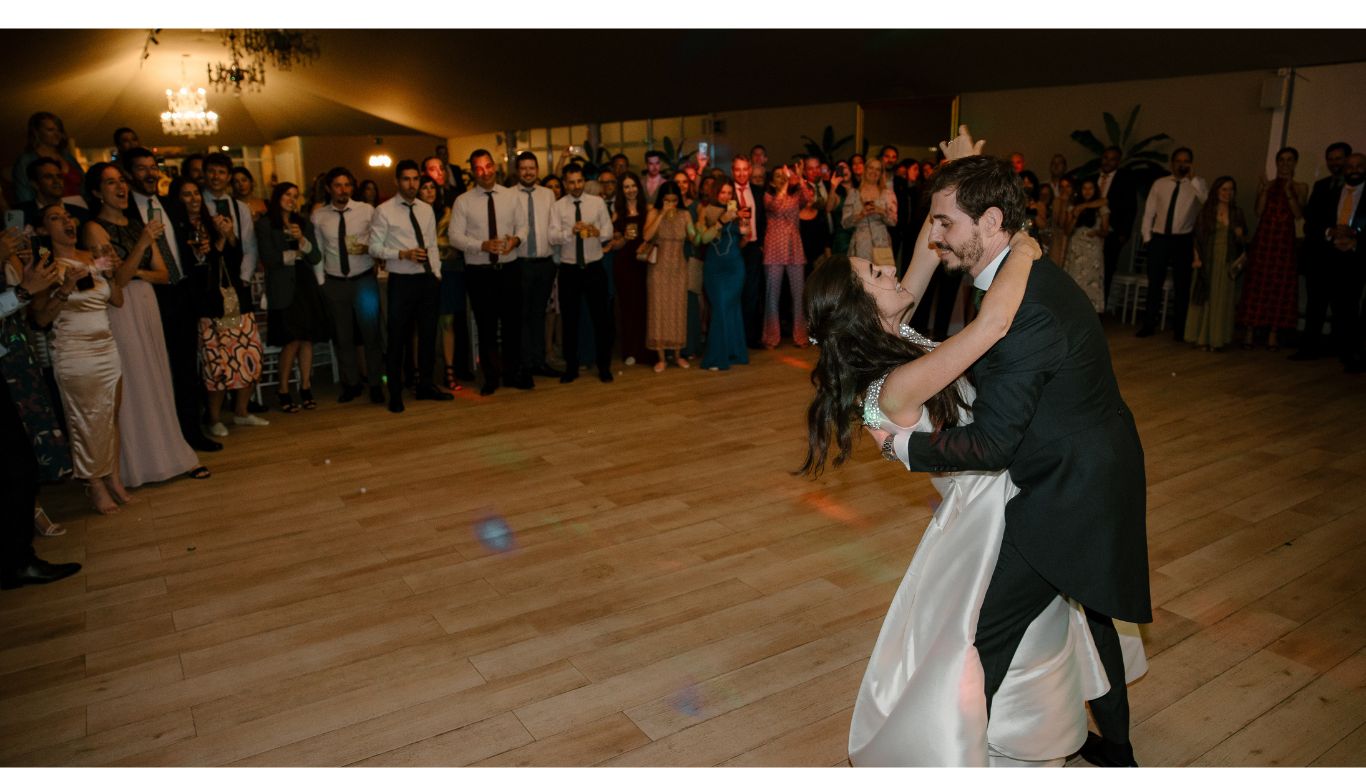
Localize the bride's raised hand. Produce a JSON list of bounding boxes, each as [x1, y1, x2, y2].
[[940, 125, 986, 162]]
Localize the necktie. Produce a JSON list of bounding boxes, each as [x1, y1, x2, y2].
[[1339, 187, 1356, 226], [404, 202, 431, 274], [1163, 179, 1182, 235], [972, 287, 986, 310], [523, 188, 538, 259], [337, 208, 351, 276], [148, 198, 180, 283], [573, 199, 585, 267], [486, 192, 499, 263]]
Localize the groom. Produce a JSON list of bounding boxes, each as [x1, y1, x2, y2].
[[878, 155, 1151, 766]]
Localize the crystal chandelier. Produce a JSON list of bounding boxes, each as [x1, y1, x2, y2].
[[161, 57, 218, 138]]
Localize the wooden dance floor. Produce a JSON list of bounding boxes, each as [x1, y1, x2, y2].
[[2, 319, 1364, 766]]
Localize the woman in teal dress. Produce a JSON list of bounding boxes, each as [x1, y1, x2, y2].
[[699, 181, 748, 371]]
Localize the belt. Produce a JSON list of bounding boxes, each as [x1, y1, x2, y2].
[[1152, 231, 1192, 238], [325, 270, 373, 282], [468, 262, 508, 271]]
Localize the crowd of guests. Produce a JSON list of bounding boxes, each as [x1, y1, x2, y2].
[[2, 109, 1363, 590]]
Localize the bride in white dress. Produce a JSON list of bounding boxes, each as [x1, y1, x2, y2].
[[801, 247, 1146, 766]]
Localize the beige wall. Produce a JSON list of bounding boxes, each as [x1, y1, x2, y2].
[[711, 101, 857, 168], [961, 69, 1274, 215], [1284, 61, 1366, 183]]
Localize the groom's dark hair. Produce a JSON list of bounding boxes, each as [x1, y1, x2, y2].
[[931, 155, 1028, 233]]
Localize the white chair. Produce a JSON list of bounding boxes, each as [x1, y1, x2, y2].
[[1108, 273, 1144, 322], [252, 310, 342, 405], [1129, 275, 1175, 330]]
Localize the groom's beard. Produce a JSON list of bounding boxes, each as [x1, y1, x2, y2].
[[935, 230, 985, 275]]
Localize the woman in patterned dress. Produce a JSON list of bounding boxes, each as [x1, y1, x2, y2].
[[1062, 178, 1109, 313], [643, 181, 692, 372], [1237, 147, 1307, 351], [763, 165, 814, 348]]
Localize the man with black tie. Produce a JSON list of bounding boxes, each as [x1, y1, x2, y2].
[[1293, 141, 1353, 361], [1137, 147, 1206, 339], [371, 160, 453, 413], [123, 148, 218, 451], [732, 155, 767, 349], [449, 149, 528, 396], [550, 163, 615, 384], [1096, 146, 1139, 310], [311, 166, 385, 404], [512, 152, 562, 380]]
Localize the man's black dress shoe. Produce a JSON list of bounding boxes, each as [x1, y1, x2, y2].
[[388, 397, 405, 414], [1078, 732, 1137, 767], [479, 383, 497, 396], [2, 559, 82, 590], [533, 365, 564, 378], [369, 385, 386, 404], [415, 387, 454, 401], [560, 372, 578, 384], [507, 376, 534, 390], [599, 369, 614, 383], [338, 384, 363, 403]]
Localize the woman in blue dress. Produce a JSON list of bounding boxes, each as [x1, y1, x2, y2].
[[698, 180, 748, 371]]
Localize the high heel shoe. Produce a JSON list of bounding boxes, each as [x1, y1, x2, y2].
[[299, 388, 317, 410], [34, 506, 66, 537]]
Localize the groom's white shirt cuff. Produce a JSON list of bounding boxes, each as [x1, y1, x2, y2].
[[893, 245, 1011, 471]]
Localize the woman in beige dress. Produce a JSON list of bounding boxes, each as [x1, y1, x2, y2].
[[38, 204, 131, 514], [642, 181, 693, 373], [843, 156, 898, 265]]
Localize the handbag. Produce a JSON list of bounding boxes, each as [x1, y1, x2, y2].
[[637, 244, 658, 264], [216, 257, 243, 330]]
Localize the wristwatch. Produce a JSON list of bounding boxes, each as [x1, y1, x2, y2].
[[13, 284, 32, 303], [881, 433, 898, 462]]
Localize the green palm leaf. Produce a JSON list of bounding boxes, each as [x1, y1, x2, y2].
[[1120, 105, 1140, 148], [1070, 129, 1106, 156], [1103, 112, 1122, 146], [1127, 133, 1171, 156]]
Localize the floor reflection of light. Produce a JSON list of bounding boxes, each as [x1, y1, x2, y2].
[[802, 490, 868, 528], [474, 512, 517, 553], [776, 355, 814, 372], [669, 680, 703, 717]]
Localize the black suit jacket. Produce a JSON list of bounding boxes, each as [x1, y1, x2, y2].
[[745, 181, 768, 245], [906, 258, 1151, 623], [1099, 167, 1140, 238], [1305, 177, 1364, 255], [258, 217, 320, 310]]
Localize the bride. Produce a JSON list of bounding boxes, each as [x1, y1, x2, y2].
[[801, 232, 1144, 764]]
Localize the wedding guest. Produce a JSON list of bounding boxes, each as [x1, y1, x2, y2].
[[549, 163, 615, 384], [357, 180, 381, 207], [305, 172, 330, 215], [1321, 153, 1364, 371], [231, 166, 267, 221], [613, 171, 650, 365], [1009, 151, 1027, 174], [732, 156, 767, 349], [675, 171, 704, 358], [181, 154, 206, 185], [1237, 147, 1306, 351], [122, 148, 218, 452], [643, 151, 667, 204], [511, 153, 562, 380], [1052, 175, 1075, 266], [1293, 141, 1353, 360], [849, 153, 865, 186], [762, 165, 812, 349], [201, 153, 261, 305], [19, 157, 91, 228], [82, 164, 207, 485], [258, 182, 329, 412], [542, 175, 563, 200], [1138, 147, 1207, 339], [830, 160, 854, 256], [371, 160, 452, 412], [1063, 178, 1109, 313], [44, 204, 130, 513], [610, 153, 630, 179], [750, 145, 769, 179], [843, 155, 898, 264], [642, 181, 692, 372], [12, 112, 84, 204], [799, 155, 833, 271], [112, 127, 140, 161], [1047, 153, 1068, 197], [698, 181, 747, 371], [1, 239, 82, 587], [448, 149, 528, 396], [1185, 177, 1247, 351], [312, 166, 384, 403]]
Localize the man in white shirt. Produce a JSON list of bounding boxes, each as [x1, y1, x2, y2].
[[311, 166, 384, 404], [549, 163, 615, 384], [511, 152, 562, 380], [370, 160, 453, 412], [123, 148, 219, 452], [1137, 147, 1207, 339], [448, 149, 528, 396]]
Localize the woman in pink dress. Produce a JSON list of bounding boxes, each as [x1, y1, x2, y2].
[[762, 164, 814, 348]]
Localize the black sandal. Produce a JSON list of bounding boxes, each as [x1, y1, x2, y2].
[[278, 392, 301, 413], [299, 388, 317, 410], [185, 466, 211, 480]]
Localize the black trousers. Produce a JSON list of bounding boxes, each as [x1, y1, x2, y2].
[[1102, 230, 1129, 310], [520, 258, 557, 371], [558, 261, 614, 374], [1142, 233, 1194, 338], [741, 242, 765, 348], [321, 272, 384, 387], [1330, 250, 1366, 364], [1, 375, 39, 571], [153, 280, 206, 441], [977, 538, 1132, 743], [386, 272, 440, 393], [1299, 248, 1332, 354], [466, 261, 523, 385], [910, 264, 963, 340]]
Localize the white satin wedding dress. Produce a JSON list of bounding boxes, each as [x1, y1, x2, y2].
[[850, 374, 1147, 767]]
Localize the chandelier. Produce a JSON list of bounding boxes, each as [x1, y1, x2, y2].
[[207, 29, 320, 95], [161, 57, 218, 138]]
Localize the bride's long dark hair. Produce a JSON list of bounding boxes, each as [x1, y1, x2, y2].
[[799, 255, 967, 477]]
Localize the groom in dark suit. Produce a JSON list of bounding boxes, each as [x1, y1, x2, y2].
[[884, 156, 1151, 766]]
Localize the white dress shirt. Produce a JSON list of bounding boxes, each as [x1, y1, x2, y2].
[[512, 183, 556, 260], [1097, 171, 1115, 199], [311, 200, 377, 278], [549, 192, 614, 265], [131, 190, 183, 275], [448, 184, 527, 266], [1141, 175, 1207, 241], [735, 182, 757, 244], [369, 194, 440, 278], [973, 245, 1011, 291], [203, 189, 259, 283]]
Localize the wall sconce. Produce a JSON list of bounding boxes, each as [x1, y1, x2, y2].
[[368, 154, 392, 168]]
